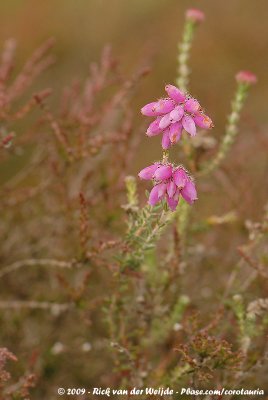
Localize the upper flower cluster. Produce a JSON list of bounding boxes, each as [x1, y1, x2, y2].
[[138, 163, 197, 210], [141, 84, 213, 149]]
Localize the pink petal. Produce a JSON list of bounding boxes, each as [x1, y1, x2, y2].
[[138, 164, 159, 180], [169, 105, 184, 122], [154, 164, 172, 181], [173, 189, 180, 201], [165, 84, 186, 103], [184, 98, 200, 114], [181, 180, 198, 205], [159, 113, 171, 130], [182, 115, 196, 136], [154, 98, 175, 115], [141, 101, 159, 117], [193, 113, 214, 129], [167, 196, 179, 211], [148, 185, 161, 206], [167, 180, 176, 197], [148, 183, 166, 206], [146, 118, 162, 136], [169, 122, 182, 144], [173, 168, 187, 188], [161, 129, 171, 150], [157, 182, 167, 198]]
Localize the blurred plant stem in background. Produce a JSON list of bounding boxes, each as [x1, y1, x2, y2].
[[201, 78, 255, 175], [125, 175, 138, 208], [175, 12, 256, 259], [175, 10, 204, 257], [176, 10, 203, 91]]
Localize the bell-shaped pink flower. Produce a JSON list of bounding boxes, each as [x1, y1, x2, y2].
[[169, 122, 182, 144], [148, 183, 166, 206], [193, 113, 214, 129], [154, 99, 175, 115], [146, 118, 162, 136], [169, 106, 184, 123], [165, 84, 185, 103], [182, 115, 196, 136], [173, 167, 187, 188], [167, 180, 176, 198], [173, 168, 197, 205], [141, 102, 159, 117], [148, 185, 161, 206], [167, 195, 179, 211], [159, 113, 172, 130], [138, 164, 159, 180], [162, 129, 171, 150], [154, 164, 172, 180], [181, 180, 198, 204], [184, 98, 200, 113]]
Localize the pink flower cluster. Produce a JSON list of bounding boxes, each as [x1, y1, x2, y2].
[[141, 84, 213, 149], [138, 163, 197, 210], [138, 83, 210, 211]]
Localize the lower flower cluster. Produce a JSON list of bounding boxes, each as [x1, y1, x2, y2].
[[138, 163, 197, 211]]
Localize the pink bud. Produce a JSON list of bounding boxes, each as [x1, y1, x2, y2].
[[159, 113, 172, 130], [186, 8, 205, 23], [169, 106, 184, 122], [154, 164, 172, 181], [148, 185, 160, 206], [148, 183, 166, 206], [141, 101, 159, 116], [167, 196, 179, 211], [173, 168, 187, 188], [161, 129, 171, 150], [165, 84, 186, 103], [169, 122, 182, 143], [193, 113, 214, 129], [138, 164, 159, 180], [167, 180, 176, 198], [154, 99, 175, 115], [235, 70, 257, 85], [181, 180, 198, 205], [157, 182, 167, 198], [184, 98, 200, 114], [182, 115, 196, 136], [146, 118, 162, 136]]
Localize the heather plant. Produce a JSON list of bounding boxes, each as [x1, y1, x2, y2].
[[0, 6, 267, 400]]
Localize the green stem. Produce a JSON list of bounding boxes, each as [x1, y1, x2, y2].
[[176, 19, 197, 92], [162, 149, 169, 163], [200, 82, 251, 175]]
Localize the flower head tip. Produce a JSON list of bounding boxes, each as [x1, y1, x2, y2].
[[235, 70, 257, 85], [186, 8, 205, 23]]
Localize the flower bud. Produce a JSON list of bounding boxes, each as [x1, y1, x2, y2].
[[186, 8, 205, 23], [235, 70, 257, 85]]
